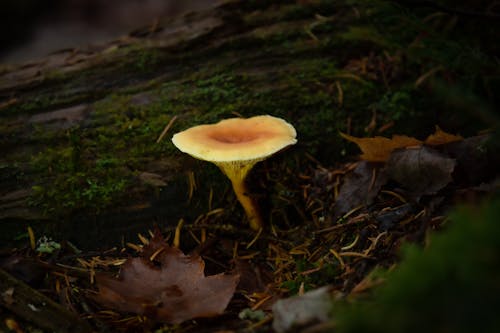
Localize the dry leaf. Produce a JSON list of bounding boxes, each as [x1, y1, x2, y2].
[[442, 134, 498, 186], [233, 259, 273, 295], [95, 234, 239, 324], [272, 286, 332, 333], [334, 161, 388, 220], [386, 146, 456, 196], [340, 132, 422, 162], [425, 126, 463, 146]]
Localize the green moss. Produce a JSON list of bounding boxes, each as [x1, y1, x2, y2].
[[337, 199, 500, 333], [30, 173, 129, 214], [281, 258, 341, 295], [14, 95, 55, 114], [129, 48, 163, 72], [339, 26, 395, 50], [26, 92, 173, 213], [0, 162, 25, 184], [28, 124, 132, 214]]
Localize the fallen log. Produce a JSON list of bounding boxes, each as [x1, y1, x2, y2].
[[0, 268, 93, 333]]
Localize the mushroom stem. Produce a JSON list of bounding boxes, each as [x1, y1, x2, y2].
[[230, 178, 263, 231], [216, 161, 263, 231]]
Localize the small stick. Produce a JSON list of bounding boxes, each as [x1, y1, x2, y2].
[[173, 219, 185, 248], [156, 115, 178, 143]]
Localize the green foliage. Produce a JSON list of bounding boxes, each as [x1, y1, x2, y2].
[[35, 236, 61, 254], [282, 259, 341, 295], [337, 199, 500, 333]]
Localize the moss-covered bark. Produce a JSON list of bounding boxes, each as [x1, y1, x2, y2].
[[0, 0, 497, 249]]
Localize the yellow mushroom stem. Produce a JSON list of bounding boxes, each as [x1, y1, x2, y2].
[[215, 160, 263, 231]]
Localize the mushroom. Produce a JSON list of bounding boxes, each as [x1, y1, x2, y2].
[[172, 115, 297, 230]]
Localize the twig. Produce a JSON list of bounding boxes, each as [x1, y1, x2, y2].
[[156, 115, 178, 143]]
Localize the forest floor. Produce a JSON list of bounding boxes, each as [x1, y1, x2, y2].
[[0, 1, 499, 332]]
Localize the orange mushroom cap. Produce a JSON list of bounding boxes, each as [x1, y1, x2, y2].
[[171, 115, 297, 163]]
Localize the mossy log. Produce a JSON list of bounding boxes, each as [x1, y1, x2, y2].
[[0, 0, 497, 249], [0, 268, 93, 332]]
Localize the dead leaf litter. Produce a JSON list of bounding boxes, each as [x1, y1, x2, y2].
[[0, 129, 498, 332]]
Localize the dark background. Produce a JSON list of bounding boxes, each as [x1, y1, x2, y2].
[[0, 0, 215, 63]]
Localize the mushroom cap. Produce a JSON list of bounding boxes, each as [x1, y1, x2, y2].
[[172, 115, 297, 163]]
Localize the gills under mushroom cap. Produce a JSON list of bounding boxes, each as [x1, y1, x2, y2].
[[171, 115, 297, 163]]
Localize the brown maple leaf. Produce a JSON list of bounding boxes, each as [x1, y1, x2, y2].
[[94, 234, 239, 324]]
